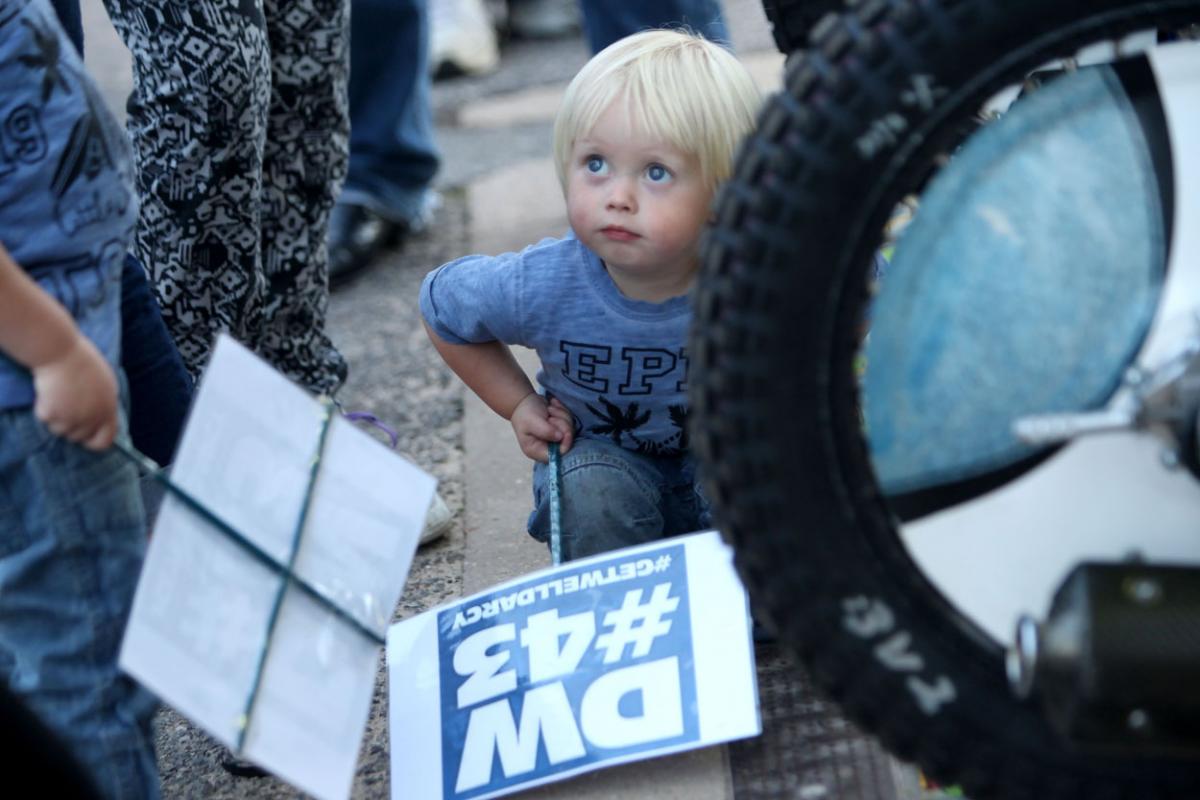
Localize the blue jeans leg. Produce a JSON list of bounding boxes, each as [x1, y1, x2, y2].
[[0, 411, 159, 800], [528, 439, 709, 561], [340, 0, 440, 223], [577, 0, 729, 53]]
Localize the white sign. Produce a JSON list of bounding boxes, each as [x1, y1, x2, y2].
[[120, 335, 436, 800], [387, 530, 760, 800]]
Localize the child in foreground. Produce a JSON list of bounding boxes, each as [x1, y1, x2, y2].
[[0, 0, 158, 794], [420, 29, 761, 561]]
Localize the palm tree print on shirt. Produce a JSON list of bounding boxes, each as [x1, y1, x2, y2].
[[585, 397, 689, 458], [633, 404, 689, 457], [587, 396, 650, 445]]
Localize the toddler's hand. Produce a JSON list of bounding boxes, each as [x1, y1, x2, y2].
[[510, 393, 574, 463], [32, 333, 119, 450], [547, 397, 574, 454]]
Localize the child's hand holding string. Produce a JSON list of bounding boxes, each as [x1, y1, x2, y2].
[[510, 393, 575, 463], [33, 332, 119, 451]]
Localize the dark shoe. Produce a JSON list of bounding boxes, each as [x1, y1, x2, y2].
[[327, 203, 405, 288], [220, 752, 269, 778]]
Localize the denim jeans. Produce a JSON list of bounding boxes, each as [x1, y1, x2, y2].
[[0, 409, 159, 799], [527, 438, 711, 561], [578, 0, 729, 52], [340, 0, 440, 224]]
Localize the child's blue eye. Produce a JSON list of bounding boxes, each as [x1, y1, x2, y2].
[[585, 156, 607, 175], [646, 164, 671, 183]]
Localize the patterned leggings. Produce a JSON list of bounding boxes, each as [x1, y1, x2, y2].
[[102, 0, 349, 395]]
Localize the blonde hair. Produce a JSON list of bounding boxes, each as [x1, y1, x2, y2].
[[552, 28, 762, 193]]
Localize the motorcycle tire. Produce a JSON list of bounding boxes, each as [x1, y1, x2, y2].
[[691, 1, 1200, 798]]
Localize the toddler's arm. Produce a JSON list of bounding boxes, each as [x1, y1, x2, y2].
[[0, 243, 119, 450], [424, 320, 573, 462]]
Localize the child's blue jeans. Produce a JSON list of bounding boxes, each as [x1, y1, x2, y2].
[[0, 408, 159, 798], [527, 438, 711, 562]]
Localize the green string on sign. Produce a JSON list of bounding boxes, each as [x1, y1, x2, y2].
[[234, 396, 336, 751], [113, 396, 387, 757], [547, 441, 563, 565], [114, 437, 385, 645]]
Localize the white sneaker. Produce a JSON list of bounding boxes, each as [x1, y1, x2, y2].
[[508, 0, 580, 39], [421, 490, 453, 545], [337, 407, 453, 546], [430, 0, 501, 78]]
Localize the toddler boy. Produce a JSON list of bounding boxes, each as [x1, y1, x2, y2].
[[421, 29, 761, 561]]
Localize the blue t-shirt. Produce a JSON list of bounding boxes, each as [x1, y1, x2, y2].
[[0, 0, 136, 409], [420, 236, 693, 457]]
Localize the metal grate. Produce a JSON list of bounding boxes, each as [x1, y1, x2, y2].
[[730, 643, 923, 800]]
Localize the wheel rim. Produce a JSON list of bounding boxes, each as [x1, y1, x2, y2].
[[861, 44, 1200, 655]]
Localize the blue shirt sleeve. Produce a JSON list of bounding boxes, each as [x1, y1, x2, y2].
[[420, 249, 529, 346]]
